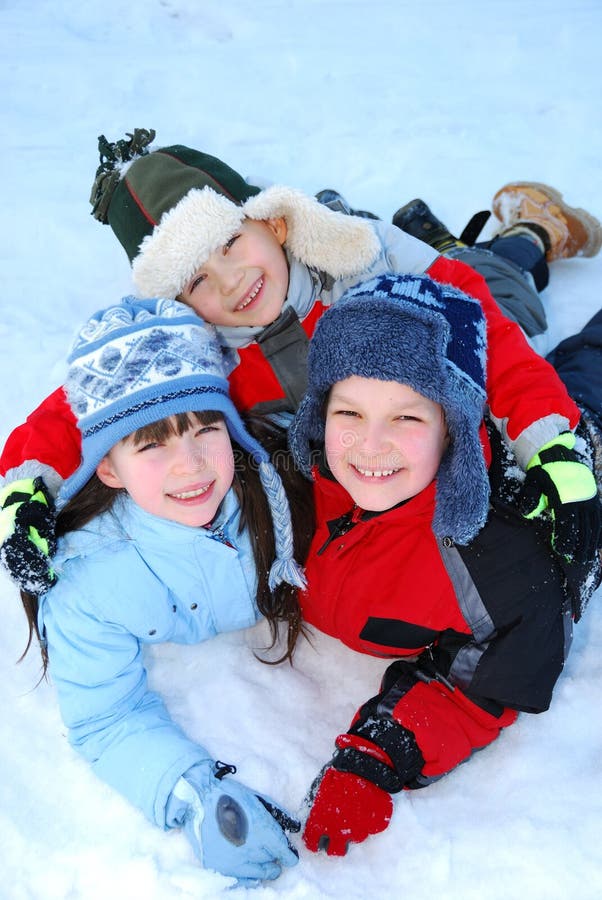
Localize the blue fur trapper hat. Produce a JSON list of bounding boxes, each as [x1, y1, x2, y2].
[[288, 273, 490, 544], [61, 296, 305, 589]]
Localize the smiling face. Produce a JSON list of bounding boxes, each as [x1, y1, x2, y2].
[[324, 375, 449, 511], [178, 217, 290, 327], [96, 412, 235, 527]]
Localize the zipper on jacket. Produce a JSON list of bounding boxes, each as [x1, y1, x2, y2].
[[205, 525, 234, 548], [317, 505, 363, 555]]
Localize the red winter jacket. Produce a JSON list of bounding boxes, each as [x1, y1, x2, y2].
[[301, 462, 570, 782], [0, 255, 579, 486]]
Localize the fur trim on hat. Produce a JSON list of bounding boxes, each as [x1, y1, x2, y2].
[[132, 183, 381, 301], [244, 185, 381, 278], [132, 187, 246, 300]]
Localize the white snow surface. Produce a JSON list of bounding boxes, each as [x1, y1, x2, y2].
[[1, 1, 602, 898]]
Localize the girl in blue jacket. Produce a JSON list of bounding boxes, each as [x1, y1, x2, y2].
[[17, 296, 309, 887]]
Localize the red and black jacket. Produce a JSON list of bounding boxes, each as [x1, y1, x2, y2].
[[301, 438, 572, 785]]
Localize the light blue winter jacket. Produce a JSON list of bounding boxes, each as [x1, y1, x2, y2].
[[38, 489, 261, 828]]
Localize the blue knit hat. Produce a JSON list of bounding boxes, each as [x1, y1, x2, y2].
[[288, 273, 489, 544], [60, 296, 305, 590]]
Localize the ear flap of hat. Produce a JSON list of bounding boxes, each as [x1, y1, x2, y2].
[[243, 185, 381, 278], [433, 406, 490, 544], [288, 390, 326, 477]]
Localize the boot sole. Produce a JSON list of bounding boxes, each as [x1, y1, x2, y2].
[[493, 181, 602, 259]]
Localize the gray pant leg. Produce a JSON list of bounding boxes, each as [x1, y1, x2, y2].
[[451, 247, 548, 338]]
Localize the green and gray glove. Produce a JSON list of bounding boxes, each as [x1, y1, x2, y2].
[[0, 476, 57, 594], [519, 432, 601, 565]]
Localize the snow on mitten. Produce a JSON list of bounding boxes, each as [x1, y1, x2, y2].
[[0, 476, 57, 593]]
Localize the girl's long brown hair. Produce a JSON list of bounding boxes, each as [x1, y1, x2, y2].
[[21, 411, 314, 677]]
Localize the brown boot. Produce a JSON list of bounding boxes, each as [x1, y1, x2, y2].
[[492, 182, 602, 261]]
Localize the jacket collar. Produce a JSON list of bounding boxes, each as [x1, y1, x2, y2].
[[55, 488, 242, 564]]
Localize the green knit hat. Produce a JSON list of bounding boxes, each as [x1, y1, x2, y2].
[[89, 128, 381, 301]]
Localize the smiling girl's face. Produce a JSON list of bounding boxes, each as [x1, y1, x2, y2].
[[324, 375, 449, 511], [96, 412, 235, 526]]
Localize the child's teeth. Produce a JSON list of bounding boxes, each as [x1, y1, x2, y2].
[[238, 278, 263, 310], [173, 486, 209, 499], [356, 467, 397, 477]]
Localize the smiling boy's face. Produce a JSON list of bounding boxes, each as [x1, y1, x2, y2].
[[324, 375, 449, 511], [178, 217, 290, 328]]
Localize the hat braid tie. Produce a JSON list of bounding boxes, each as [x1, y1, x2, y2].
[[258, 460, 306, 591], [89, 128, 156, 224]]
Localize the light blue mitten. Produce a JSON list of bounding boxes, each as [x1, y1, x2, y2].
[[166, 760, 299, 886]]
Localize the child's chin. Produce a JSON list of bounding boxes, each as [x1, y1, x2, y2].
[[348, 493, 390, 513], [162, 506, 217, 528], [349, 482, 409, 512]]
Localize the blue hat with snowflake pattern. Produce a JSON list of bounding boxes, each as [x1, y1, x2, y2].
[[60, 296, 305, 589]]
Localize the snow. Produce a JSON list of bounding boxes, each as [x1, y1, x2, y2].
[[1, 1, 602, 898]]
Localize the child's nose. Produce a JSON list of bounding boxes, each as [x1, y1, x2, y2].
[[217, 264, 243, 296], [361, 421, 391, 452], [172, 440, 208, 473]]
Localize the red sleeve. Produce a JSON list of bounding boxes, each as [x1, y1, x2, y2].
[[427, 255, 580, 441], [0, 386, 81, 480], [391, 680, 517, 780]]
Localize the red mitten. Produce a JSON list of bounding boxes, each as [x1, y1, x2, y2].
[[303, 767, 393, 856]]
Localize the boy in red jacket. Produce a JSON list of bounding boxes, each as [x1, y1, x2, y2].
[[288, 272, 601, 857], [0, 129, 597, 593]]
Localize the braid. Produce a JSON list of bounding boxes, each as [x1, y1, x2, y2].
[[236, 414, 314, 663]]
